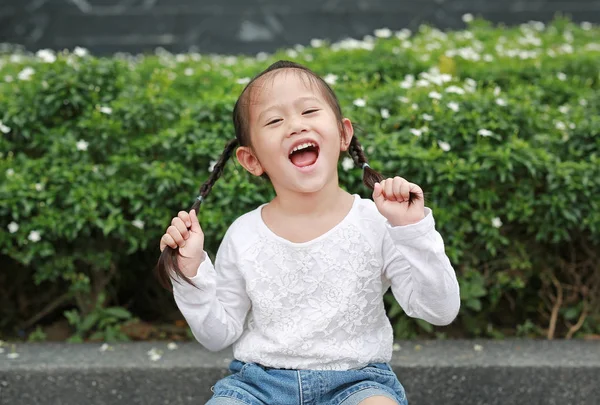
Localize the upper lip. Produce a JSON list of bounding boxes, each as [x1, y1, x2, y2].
[[287, 137, 320, 157]]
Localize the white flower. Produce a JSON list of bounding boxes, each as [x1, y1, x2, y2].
[[380, 108, 390, 119], [438, 141, 451, 152], [428, 91, 442, 100], [474, 344, 484, 351], [28, 230, 41, 243], [555, 121, 567, 131], [398, 96, 410, 103], [6, 168, 14, 177], [323, 74, 338, 85], [353, 98, 366, 107], [447, 102, 460, 112], [286, 49, 298, 58], [36, 49, 56, 63], [395, 29, 411, 40], [5, 75, 14, 82], [99, 343, 114, 352], [184, 68, 194, 76], [0, 121, 10, 134], [559, 105, 570, 114], [465, 78, 477, 92], [8, 222, 19, 233], [483, 54, 494, 62], [478, 129, 493, 137], [236, 77, 251, 85], [563, 31, 574, 43], [310, 39, 324, 48], [410, 128, 422, 137], [7, 352, 19, 359], [35, 183, 43, 191], [76, 140, 89, 151], [492, 217, 503, 228], [374, 28, 392, 38], [411, 103, 418, 110], [557, 72, 567, 81], [256, 52, 269, 61], [393, 343, 402, 351], [304, 54, 314, 62], [420, 126, 430, 133], [147, 348, 162, 362], [445, 86, 466, 95], [341, 157, 354, 171], [167, 342, 178, 350], [422, 114, 433, 121], [462, 13, 474, 23], [99, 106, 112, 115], [208, 160, 217, 172], [496, 98, 507, 106], [132, 220, 145, 230], [569, 123, 576, 130], [74, 46, 89, 57], [494, 87, 502, 96], [18, 67, 35, 81], [579, 98, 588, 107], [416, 79, 430, 87], [581, 21, 592, 31]]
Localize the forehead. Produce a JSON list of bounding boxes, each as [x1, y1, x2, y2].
[[249, 69, 326, 108]]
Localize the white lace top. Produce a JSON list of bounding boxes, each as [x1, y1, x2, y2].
[[172, 195, 460, 370]]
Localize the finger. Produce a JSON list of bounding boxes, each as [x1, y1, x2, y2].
[[160, 234, 177, 251], [189, 209, 202, 233], [383, 178, 396, 202], [171, 217, 189, 240], [397, 177, 410, 202], [167, 225, 186, 247], [373, 182, 385, 207], [178, 210, 191, 228]]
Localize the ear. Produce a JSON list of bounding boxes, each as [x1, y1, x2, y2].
[[236, 146, 264, 177], [340, 118, 354, 152]]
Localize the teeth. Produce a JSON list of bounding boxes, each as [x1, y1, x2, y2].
[[290, 142, 316, 154]]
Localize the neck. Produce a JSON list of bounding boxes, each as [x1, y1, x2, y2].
[[271, 181, 348, 217]]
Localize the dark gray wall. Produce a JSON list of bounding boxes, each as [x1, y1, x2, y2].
[[1, 0, 599, 55]]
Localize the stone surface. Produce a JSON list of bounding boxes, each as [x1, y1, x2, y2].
[[0, 0, 598, 55], [0, 340, 598, 404]]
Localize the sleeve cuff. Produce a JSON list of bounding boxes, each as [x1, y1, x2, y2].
[[386, 207, 435, 241], [171, 252, 216, 294]]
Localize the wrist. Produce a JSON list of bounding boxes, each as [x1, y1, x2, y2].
[[389, 212, 425, 227]]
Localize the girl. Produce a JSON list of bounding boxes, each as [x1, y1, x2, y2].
[[156, 60, 460, 405]]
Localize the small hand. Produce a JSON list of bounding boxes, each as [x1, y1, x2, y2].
[[373, 177, 425, 226], [159, 209, 206, 276]]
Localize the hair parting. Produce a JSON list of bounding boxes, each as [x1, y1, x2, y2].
[[154, 138, 239, 290]]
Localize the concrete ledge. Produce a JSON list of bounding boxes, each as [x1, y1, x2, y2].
[[1, 340, 598, 405]]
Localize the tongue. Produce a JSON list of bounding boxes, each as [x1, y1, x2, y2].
[[290, 150, 318, 167]]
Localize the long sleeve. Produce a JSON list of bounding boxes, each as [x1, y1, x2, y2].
[[171, 230, 250, 352], [382, 207, 460, 326]]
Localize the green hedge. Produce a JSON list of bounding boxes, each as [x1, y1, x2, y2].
[[1, 18, 599, 342]]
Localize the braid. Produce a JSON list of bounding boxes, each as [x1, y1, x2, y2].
[[348, 135, 420, 205], [155, 138, 238, 291], [348, 135, 383, 189]]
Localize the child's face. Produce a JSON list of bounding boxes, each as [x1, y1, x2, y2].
[[237, 71, 353, 195]]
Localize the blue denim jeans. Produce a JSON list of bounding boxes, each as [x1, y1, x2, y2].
[[206, 360, 408, 405]]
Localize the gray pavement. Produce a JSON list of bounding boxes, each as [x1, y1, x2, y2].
[[1, 340, 598, 404]]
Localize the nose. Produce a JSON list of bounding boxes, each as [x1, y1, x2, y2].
[[287, 116, 309, 137]]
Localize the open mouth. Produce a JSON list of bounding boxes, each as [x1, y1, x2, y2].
[[289, 142, 320, 168]]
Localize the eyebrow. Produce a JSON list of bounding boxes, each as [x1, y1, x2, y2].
[[258, 96, 322, 122]]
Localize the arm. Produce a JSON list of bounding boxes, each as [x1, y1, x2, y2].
[[382, 207, 460, 326], [171, 231, 250, 351]]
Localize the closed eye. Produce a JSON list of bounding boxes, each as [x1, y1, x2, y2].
[[266, 118, 282, 126], [303, 109, 320, 115]]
